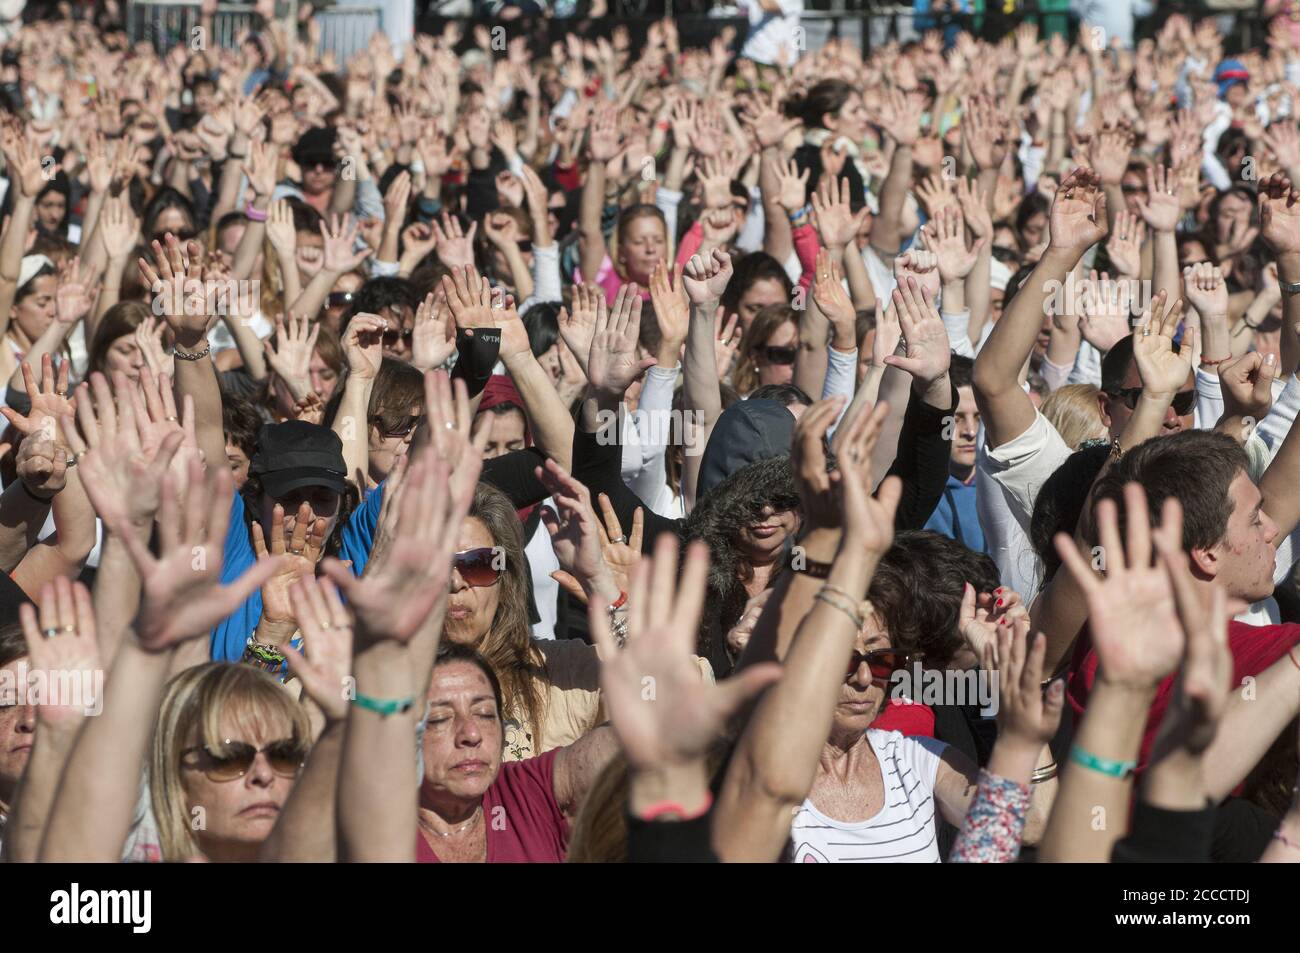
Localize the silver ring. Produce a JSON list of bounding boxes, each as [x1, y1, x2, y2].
[[165, 415, 178, 422], [609, 535, 627, 545], [42, 626, 59, 639], [289, 548, 304, 556], [319, 620, 331, 630], [444, 421, 455, 430]]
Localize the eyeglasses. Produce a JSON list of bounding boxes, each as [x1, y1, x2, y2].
[[327, 291, 355, 309], [382, 328, 414, 347], [372, 414, 418, 438], [762, 345, 798, 365], [1107, 386, 1196, 416], [181, 738, 307, 782], [453, 547, 502, 587], [845, 648, 922, 682]]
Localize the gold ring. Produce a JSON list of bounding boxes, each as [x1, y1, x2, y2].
[[165, 415, 178, 422]]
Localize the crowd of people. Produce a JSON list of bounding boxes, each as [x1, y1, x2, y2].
[[1, 3, 1300, 865]]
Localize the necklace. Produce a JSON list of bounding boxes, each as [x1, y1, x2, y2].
[[422, 807, 481, 838]]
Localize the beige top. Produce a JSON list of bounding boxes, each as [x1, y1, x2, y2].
[[501, 640, 715, 762]]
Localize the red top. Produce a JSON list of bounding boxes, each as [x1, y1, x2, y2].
[[417, 748, 569, 863], [871, 697, 937, 737], [1067, 620, 1300, 770]]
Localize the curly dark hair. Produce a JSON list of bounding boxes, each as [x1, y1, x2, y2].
[[867, 530, 1001, 669], [683, 456, 800, 666]]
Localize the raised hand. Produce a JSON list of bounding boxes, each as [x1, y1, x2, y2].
[[884, 276, 951, 386], [322, 447, 479, 645], [682, 248, 733, 305], [589, 535, 781, 770], [1217, 351, 1277, 424], [1048, 167, 1109, 255], [771, 155, 809, 213], [410, 291, 455, 372], [1, 356, 72, 447], [648, 260, 689, 348], [536, 458, 616, 599], [892, 247, 941, 301], [876, 86, 923, 148], [740, 96, 799, 149], [320, 213, 374, 274], [557, 283, 604, 378], [98, 194, 139, 263], [983, 615, 1065, 753], [1088, 124, 1135, 186], [118, 458, 286, 650], [954, 175, 993, 240], [1132, 290, 1193, 398], [1136, 164, 1181, 233], [428, 212, 477, 269], [266, 199, 297, 257], [958, 582, 1029, 666], [714, 308, 741, 378], [834, 398, 902, 554], [588, 103, 622, 163], [1054, 484, 1187, 689], [811, 175, 867, 251], [252, 501, 328, 636], [587, 283, 655, 398], [137, 234, 209, 347], [1182, 261, 1228, 323], [811, 247, 855, 331], [925, 206, 983, 283], [1079, 271, 1137, 353], [342, 311, 386, 379], [1259, 173, 1300, 257], [263, 315, 319, 401], [1105, 209, 1145, 278], [18, 577, 103, 724], [283, 576, 355, 725]]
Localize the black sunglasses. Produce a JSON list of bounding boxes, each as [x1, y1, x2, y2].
[[382, 328, 414, 346], [762, 345, 798, 365], [372, 414, 419, 438], [1108, 386, 1195, 416], [181, 738, 307, 782], [153, 229, 198, 244], [303, 159, 337, 172], [454, 547, 502, 587], [327, 291, 355, 309]]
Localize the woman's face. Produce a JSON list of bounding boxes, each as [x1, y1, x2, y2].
[[618, 216, 667, 284], [738, 278, 788, 331], [308, 352, 339, 403], [1020, 212, 1048, 251], [444, 517, 501, 647], [755, 320, 799, 387], [831, 619, 894, 736], [151, 206, 193, 243], [180, 709, 302, 858], [368, 404, 419, 482], [35, 191, 65, 232], [104, 332, 146, 383], [1179, 239, 1210, 267], [11, 275, 57, 343], [829, 92, 871, 143], [1216, 193, 1252, 243], [0, 655, 34, 791], [420, 661, 503, 803], [226, 441, 251, 489], [482, 408, 526, 460], [737, 504, 800, 563]]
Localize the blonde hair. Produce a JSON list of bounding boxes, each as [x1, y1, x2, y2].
[[149, 663, 311, 862], [1041, 383, 1108, 450]]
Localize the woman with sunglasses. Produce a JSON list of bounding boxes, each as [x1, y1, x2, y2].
[[148, 662, 312, 862], [733, 304, 799, 396]]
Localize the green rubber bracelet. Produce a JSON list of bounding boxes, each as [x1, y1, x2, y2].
[[351, 691, 416, 718], [1069, 744, 1136, 780]]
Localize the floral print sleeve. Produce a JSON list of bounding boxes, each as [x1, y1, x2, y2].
[[948, 769, 1031, 864]]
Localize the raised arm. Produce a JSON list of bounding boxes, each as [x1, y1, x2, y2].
[[333, 313, 384, 489], [579, 104, 621, 285], [678, 251, 734, 510]]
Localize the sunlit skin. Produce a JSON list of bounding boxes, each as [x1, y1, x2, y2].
[[755, 320, 799, 387], [737, 277, 790, 331], [419, 662, 504, 832], [1195, 471, 1279, 603], [180, 710, 301, 862], [0, 655, 34, 811], [258, 486, 340, 540], [617, 216, 667, 285], [822, 92, 871, 143], [151, 206, 194, 241], [737, 503, 800, 569], [322, 271, 364, 335], [379, 305, 415, 363], [35, 191, 65, 233], [103, 333, 146, 384], [1098, 364, 1194, 439], [482, 408, 527, 460], [301, 157, 336, 198], [308, 353, 339, 403], [443, 518, 500, 648]]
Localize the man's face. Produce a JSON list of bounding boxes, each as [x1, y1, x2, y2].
[[1201, 471, 1279, 603], [951, 385, 980, 470], [1101, 360, 1194, 439]]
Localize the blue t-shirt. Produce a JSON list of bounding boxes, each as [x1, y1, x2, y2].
[[211, 484, 386, 662]]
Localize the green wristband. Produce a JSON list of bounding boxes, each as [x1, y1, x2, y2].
[[1069, 744, 1136, 780], [351, 691, 416, 717]]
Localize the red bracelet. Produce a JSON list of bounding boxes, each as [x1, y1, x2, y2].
[[637, 792, 713, 822], [608, 590, 628, 612]]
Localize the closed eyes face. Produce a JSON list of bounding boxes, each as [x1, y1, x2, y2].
[[421, 662, 504, 801]]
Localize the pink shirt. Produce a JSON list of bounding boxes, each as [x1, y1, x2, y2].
[[576, 253, 654, 306], [417, 748, 569, 863]]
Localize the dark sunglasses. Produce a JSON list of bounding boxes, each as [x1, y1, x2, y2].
[[304, 159, 337, 172], [327, 291, 355, 309], [846, 648, 922, 681], [454, 547, 502, 588], [181, 738, 307, 782], [372, 414, 419, 438], [153, 229, 198, 244], [1108, 386, 1195, 416], [762, 345, 798, 365], [382, 328, 414, 346], [1121, 184, 1149, 195]]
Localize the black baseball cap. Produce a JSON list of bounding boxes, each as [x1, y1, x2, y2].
[[249, 421, 348, 499], [292, 126, 337, 169]]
